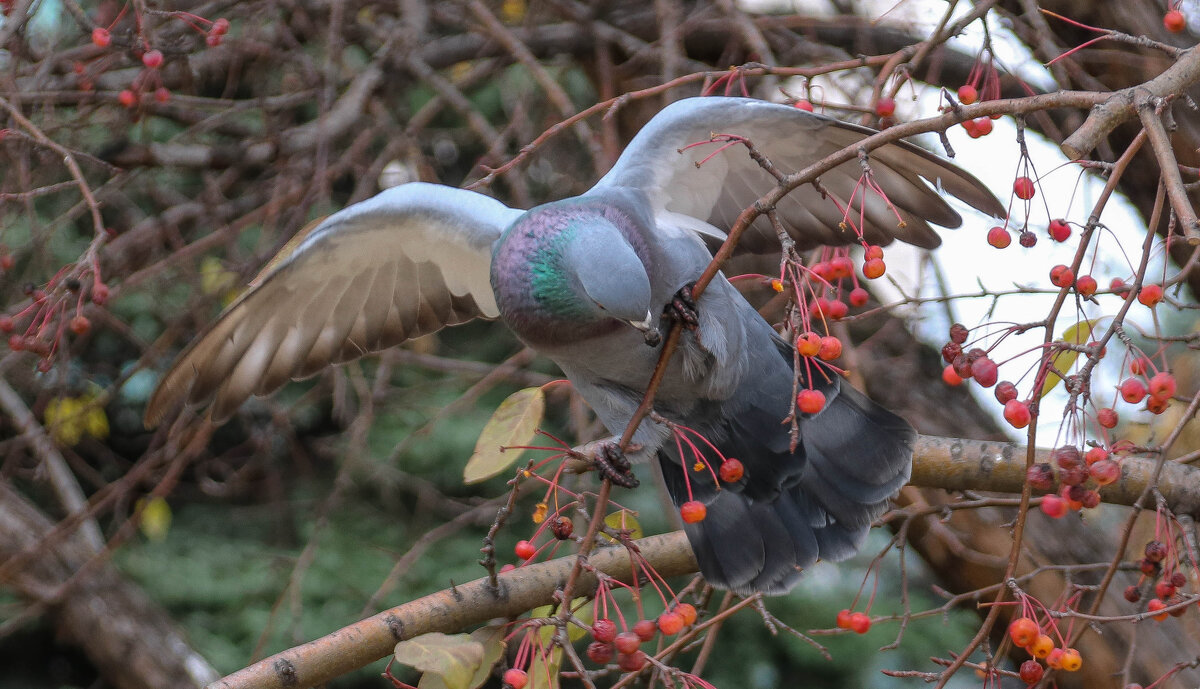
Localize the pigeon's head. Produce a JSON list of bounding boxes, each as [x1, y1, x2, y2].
[[492, 200, 656, 346]]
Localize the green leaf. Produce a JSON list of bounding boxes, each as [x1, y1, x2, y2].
[[394, 632, 484, 689], [602, 509, 642, 543], [528, 646, 562, 689], [418, 627, 505, 689], [464, 387, 545, 484], [1040, 320, 1096, 398]]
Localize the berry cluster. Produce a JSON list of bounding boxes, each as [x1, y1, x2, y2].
[[949, 52, 1004, 138], [834, 608, 872, 634], [2, 259, 109, 372], [1008, 616, 1082, 685], [581, 602, 698, 675], [1123, 526, 1195, 623], [83, 9, 230, 105], [1029, 444, 1118, 518]]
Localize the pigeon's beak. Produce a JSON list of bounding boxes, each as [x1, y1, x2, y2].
[[626, 311, 662, 347]]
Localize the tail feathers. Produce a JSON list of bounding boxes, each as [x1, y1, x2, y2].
[[657, 375, 913, 595]]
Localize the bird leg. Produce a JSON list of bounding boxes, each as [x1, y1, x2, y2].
[[663, 282, 699, 330], [592, 440, 640, 488]]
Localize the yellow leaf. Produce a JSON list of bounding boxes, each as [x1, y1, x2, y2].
[[463, 387, 545, 484], [137, 496, 172, 542], [1040, 319, 1095, 398], [419, 627, 505, 689], [500, 0, 526, 23], [199, 256, 238, 296], [394, 633, 485, 689], [602, 509, 642, 543]]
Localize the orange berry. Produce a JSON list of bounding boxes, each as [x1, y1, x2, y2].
[[657, 611, 684, 635], [796, 389, 826, 414], [848, 612, 871, 634], [1060, 648, 1082, 672], [836, 609, 853, 629], [674, 602, 697, 626], [1008, 617, 1040, 647], [862, 258, 886, 279], [1029, 634, 1054, 659]]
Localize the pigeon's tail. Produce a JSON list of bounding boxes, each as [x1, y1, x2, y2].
[[657, 374, 913, 595]]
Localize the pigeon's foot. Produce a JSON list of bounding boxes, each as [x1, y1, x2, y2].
[[663, 282, 699, 330], [593, 441, 640, 488]]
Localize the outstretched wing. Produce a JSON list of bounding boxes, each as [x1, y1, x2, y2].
[[145, 183, 522, 426], [590, 96, 1004, 252]]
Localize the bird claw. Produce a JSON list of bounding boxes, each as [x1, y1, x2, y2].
[[663, 282, 699, 330], [593, 441, 640, 488]]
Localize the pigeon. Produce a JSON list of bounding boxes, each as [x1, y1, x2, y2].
[[145, 96, 1003, 594]]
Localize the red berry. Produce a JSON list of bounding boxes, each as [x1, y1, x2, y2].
[[1149, 372, 1176, 400], [962, 118, 979, 138], [212, 18, 230, 35], [206, 33, 223, 47], [797, 389, 826, 414], [1138, 284, 1163, 307], [1046, 647, 1065, 669], [1041, 494, 1068, 518], [864, 245, 884, 260], [657, 611, 684, 635], [1171, 571, 1186, 587], [1048, 219, 1071, 242], [1052, 445, 1082, 469], [514, 540, 536, 560], [1049, 264, 1075, 288], [1008, 617, 1039, 647], [550, 515, 573, 540], [1085, 447, 1109, 466], [1124, 585, 1142, 602], [942, 365, 963, 386], [1129, 356, 1151, 375], [1027, 463, 1054, 492], [1004, 400, 1031, 428], [942, 341, 962, 364], [118, 89, 137, 108], [36, 358, 53, 373], [1111, 277, 1130, 293], [616, 651, 646, 672], [970, 117, 992, 137], [0, 315, 12, 333], [7, 335, 23, 351], [1140, 558, 1161, 576], [632, 619, 657, 642], [986, 226, 1011, 248], [674, 602, 698, 626], [1165, 9, 1187, 33], [142, 49, 163, 68], [1147, 395, 1170, 414], [1013, 176, 1036, 200], [719, 458, 744, 483], [1145, 540, 1168, 562], [1018, 230, 1037, 247], [957, 84, 978, 105], [848, 612, 871, 634], [875, 97, 896, 117], [154, 87, 171, 103], [69, 315, 90, 335], [679, 500, 706, 524], [91, 27, 111, 47], [592, 618, 617, 643], [1019, 659, 1043, 684], [1156, 580, 1176, 600], [91, 282, 109, 305], [1076, 275, 1097, 297], [826, 300, 848, 320], [995, 381, 1018, 404], [1097, 407, 1118, 428], [818, 336, 842, 360], [971, 357, 998, 387], [836, 609, 853, 629], [614, 632, 641, 654], [862, 258, 886, 279], [848, 287, 869, 307], [829, 256, 854, 279], [793, 99, 814, 112], [1080, 489, 1100, 508], [1120, 378, 1147, 404], [0, 253, 12, 271], [947, 323, 968, 345], [503, 668, 528, 689], [586, 641, 613, 664]]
